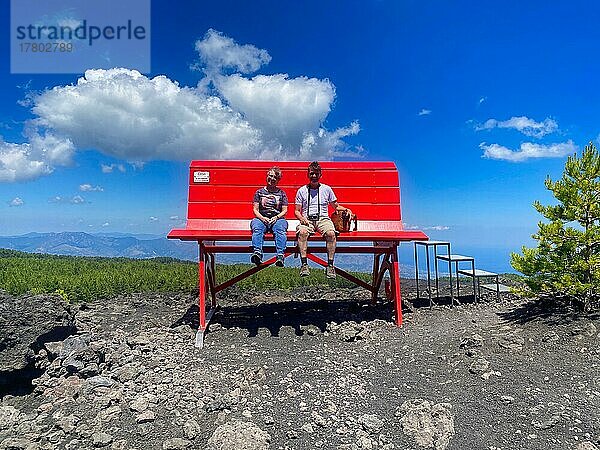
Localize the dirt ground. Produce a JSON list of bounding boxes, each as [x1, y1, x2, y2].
[[1, 278, 600, 450]]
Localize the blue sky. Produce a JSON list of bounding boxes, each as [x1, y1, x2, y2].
[[2, 0, 600, 272]]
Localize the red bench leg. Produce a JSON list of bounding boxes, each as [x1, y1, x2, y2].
[[205, 252, 217, 308], [196, 242, 207, 347], [391, 247, 403, 327], [371, 253, 381, 304]]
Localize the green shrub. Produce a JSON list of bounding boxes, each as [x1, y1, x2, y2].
[[512, 141, 600, 310]]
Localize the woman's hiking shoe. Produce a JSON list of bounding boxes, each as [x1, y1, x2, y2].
[[275, 255, 285, 267], [251, 252, 262, 266], [299, 264, 310, 277], [326, 265, 336, 279]]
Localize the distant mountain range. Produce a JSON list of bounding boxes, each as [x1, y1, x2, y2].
[[0, 231, 417, 275], [0, 232, 198, 261]]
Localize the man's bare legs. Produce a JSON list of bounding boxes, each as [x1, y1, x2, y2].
[[297, 228, 310, 258], [298, 228, 310, 276], [324, 230, 337, 279], [298, 227, 337, 278], [324, 230, 336, 260]]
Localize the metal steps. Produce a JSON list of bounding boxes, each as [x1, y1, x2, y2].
[[415, 241, 507, 304], [480, 283, 511, 293]]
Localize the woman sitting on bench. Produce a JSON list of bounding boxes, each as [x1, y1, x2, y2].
[[250, 166, 289, 267]]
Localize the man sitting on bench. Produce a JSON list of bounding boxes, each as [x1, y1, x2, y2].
[[294, 161, 353, 279]]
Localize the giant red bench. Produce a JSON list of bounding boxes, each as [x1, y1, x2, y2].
[[168, 161, 428, 346]]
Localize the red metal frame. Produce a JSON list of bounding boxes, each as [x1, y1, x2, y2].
[[193, 240, 405, 346]]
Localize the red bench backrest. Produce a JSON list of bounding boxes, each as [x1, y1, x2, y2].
[[188, 161, 401, 221], [186, 161, 402, 223]]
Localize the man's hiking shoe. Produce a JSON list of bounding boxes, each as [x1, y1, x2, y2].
[[251, 252, 262, 266], [299, 264, 310, 277], [275, 255, 285, 267], [326, 265, 336, 279]]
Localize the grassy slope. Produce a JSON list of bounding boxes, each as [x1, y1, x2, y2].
[[0, 249, 370, 302]]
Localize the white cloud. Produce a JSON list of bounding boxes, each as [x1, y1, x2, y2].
[[423, 225, 450, 231], [149, 216, 158, 222], [418, 109, 431, 116], [101, 222, 109, 227], [33, 68, 261, 162], [478, 97, 487, 105], [57, 18, 82, 29], [300, 121, 362, 159], [216, 74, 334, 144], [79, 183, 104, 192], [480, 140, 577, 162], [169, 215, 180, 220], [49, 194, 87, 204], [0, 131, 74, 182], [195, 29, 271, 74], [130, 161, 145, 170], [8, 197, 24, 207], [405, 223, 449, 231], [101, 163, 126, 173], [476, 116, 558, 138], [1, 30, 361, 183]]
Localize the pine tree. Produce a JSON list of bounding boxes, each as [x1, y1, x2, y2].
[[511, 142, 600, 310]]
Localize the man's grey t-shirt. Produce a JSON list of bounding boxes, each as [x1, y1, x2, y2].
[[295, 183, 337, 218]]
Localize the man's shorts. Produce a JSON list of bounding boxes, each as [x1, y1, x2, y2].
[[296, 217, 337, 236]]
